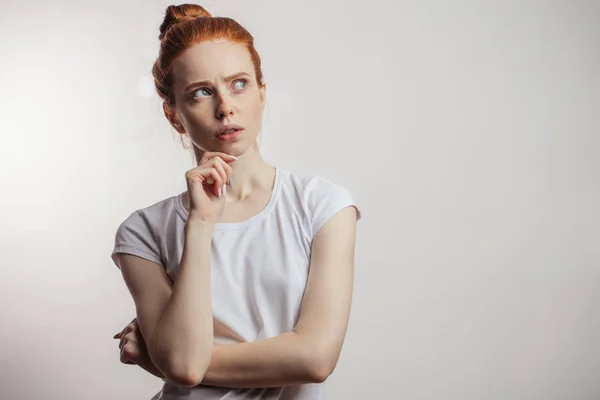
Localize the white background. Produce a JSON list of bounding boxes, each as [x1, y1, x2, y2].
[[0, 0, 598, 399]]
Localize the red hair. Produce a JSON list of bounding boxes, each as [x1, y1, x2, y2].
[[152, 4, 265, 105]]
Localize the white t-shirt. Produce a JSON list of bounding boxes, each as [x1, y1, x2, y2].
[[111, 167, 361, 400]]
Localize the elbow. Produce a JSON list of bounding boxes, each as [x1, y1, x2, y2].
[[150, 337, 213, 388], [308, 360, 335, 384], [175, 373, 205, 388], [167, 363, 208, 388], [306, 353, 337, 384], [161, 347, 212, 388], [309, 369, 330, 384], [296, 331, 341, 383]]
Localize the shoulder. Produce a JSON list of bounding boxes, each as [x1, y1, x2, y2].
[[117, 194, 180, 231], [277, 168, 361, 237], [111, 194, 181, 268], [278, 168, 352, 201]]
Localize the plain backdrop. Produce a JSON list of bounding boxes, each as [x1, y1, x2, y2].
[[0, 0, 599, 399]]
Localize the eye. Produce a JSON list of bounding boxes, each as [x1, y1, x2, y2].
[[192, 88, 211, 99], [232, 79, 248, 91]]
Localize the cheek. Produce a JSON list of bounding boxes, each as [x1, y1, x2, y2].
[[241, 96, 264, 121], [184, 105, 213, 127]]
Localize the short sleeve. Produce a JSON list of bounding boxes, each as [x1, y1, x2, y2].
[[111, 211, 163, 269], [307, 177, 362, 238]]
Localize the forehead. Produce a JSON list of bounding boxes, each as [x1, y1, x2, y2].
[[171, 40, 254, 89]]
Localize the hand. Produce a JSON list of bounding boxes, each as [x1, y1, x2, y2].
[[113, 317, 146, 366], [113, 318, 167, 381], [186, 152, 237, 223]]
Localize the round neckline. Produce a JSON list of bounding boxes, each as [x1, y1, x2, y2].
[[175, 167, 282, 230]]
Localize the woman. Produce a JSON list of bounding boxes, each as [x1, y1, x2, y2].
[[111, 4, 361, 399]]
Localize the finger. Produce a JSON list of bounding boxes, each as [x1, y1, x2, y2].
[[119, 330, 139, 349], [114, 317, 136, 339], [201, 152, 237, 165], [188, 166, 222, 186], [219, 158, 234, 185], [207, 158, 233, 187], [212, 158, 229, 194], [204, 152, 237, 162], [207, 168, 223, 197], [120, 345, 136, 365], [119, 329, 129, 349]]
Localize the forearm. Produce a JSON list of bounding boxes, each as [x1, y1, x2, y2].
[[200, 331, 322, 388], [149, 220, 215, 382], [137, 356, 165, 380], [138, 330, 324, 388]]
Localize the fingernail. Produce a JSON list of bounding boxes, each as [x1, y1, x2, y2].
[[228, 176, 232, 187], [223, 183, 227, 196], [229, 155, 238, 160]]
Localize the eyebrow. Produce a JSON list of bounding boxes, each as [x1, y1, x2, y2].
[[184, 72, 251, 91]]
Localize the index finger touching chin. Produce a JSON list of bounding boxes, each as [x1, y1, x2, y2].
[[203, 152, 237, 163]]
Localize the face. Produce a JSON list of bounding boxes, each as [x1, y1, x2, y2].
[[165, 40, 266, 156]]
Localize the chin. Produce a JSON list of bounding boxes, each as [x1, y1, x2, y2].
[[225, 141, 254, 158]]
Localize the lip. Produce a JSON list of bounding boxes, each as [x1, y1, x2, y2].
[[215, 124, 244, 137], [215, 125, 244, 142]]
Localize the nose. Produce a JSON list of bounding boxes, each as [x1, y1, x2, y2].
[[215, 93, 234, 120]]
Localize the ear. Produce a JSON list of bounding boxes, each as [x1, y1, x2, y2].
[[259, 83, 266, 109], [162, 101, 186, 134]]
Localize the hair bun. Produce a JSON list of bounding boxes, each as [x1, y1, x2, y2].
[[159, 4, 212, 41]]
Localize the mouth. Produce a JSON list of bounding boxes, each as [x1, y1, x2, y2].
[[216, 124, 244, 137], [215, 124, 244, 141]]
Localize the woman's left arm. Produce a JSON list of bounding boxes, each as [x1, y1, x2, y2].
[[200, 206, 358, 388]]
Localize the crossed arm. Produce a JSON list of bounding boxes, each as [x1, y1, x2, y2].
[[119, 206, 358, 388]]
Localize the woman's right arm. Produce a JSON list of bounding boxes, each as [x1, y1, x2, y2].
[[117, 219, 214, 387], [117, 152, 234, 386]]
